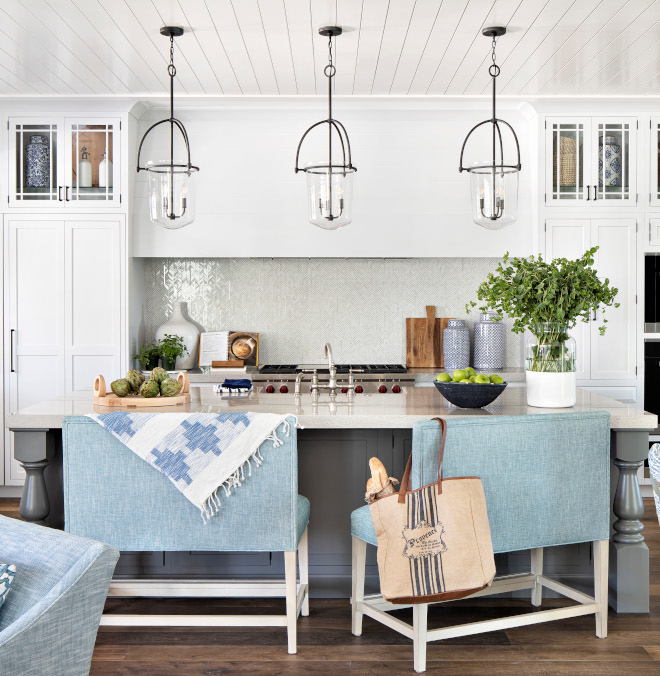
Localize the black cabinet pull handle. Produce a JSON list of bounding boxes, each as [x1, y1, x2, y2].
[[65, 186, 70, 201], [10, 329, 15, 373], [593, 184, 597, 201], [58, 186, 63, 201], [586, 186, 590, 201]]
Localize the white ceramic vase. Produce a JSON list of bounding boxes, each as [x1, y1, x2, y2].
[[525, 370, 576, 408], [155, 302, 200, 370]]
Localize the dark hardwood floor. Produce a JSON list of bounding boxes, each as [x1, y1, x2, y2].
[[3, 498, 660, 675]]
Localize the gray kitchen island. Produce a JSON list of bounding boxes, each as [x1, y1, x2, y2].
[[6, 385, 656, 612]]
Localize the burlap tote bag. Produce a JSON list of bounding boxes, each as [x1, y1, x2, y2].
[[369, 418, 495, 604]]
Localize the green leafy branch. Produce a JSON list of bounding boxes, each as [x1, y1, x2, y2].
[[466, 247, 619, 337]]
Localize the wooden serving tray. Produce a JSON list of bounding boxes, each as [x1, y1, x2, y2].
[[93, 372, 191, 407]]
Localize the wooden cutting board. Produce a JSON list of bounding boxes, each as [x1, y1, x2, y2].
[[406, 306, 452, 368]]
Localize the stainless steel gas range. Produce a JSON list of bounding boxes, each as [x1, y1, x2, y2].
[[253, 363, 415, 395]]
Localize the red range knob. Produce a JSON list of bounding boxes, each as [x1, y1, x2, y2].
[[341, 387, 348, 394], [354, 385, 364, 394], [392, 385, 401, 393], [265, 385, 275, 393], [378, 385, 387, 393], [279, 385, 289, 394]]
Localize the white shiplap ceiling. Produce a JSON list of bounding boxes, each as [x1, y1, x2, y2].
[[0, 0, 659, 97]]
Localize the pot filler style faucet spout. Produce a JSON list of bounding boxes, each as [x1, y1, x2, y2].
[[324, 342, 336, 391]]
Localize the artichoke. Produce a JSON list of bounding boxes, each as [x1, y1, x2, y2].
[[150, 367, 168, 384], [160, 377, 183, 397], [126, 369, 145, 393], [110, 379, 131, 397], [139, 380, 160, 398]]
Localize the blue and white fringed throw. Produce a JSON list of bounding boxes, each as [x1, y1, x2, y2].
[[86, 412, 295, 521]]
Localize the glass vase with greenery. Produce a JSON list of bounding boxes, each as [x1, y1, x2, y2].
[[159, 334, 188, 371], [467, 247, 619, 373]]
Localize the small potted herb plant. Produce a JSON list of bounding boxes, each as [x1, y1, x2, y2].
[[159, 334, 188, 371], [468, 247, 618, 407], [134, 340, 161, 371]]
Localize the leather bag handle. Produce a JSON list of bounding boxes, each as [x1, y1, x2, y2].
[[398, 417, 447, 504]]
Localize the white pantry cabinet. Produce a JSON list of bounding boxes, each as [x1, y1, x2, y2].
[[3, 215, 126, 485], [545, 117, 637, 208], [545, 218, 637, 386], [8, 117, 121, 209]]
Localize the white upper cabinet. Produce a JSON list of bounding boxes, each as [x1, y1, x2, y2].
[[8, 117, 121, 209], [545, 218, 637, 383], [545, 117, 637, 208]]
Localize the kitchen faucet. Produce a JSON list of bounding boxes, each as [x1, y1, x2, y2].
[[324, 343, 337, 391]]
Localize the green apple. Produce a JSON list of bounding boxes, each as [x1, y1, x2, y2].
[[469, 376, 477, 382], [452, 369, 468, 382], [459, 378, 471, 383], [475, 374, 490, 384], [465, 367, 476, 377], [489, 374, 505, 384], [435, 373, 452, 382]]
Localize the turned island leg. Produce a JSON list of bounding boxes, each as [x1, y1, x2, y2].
[[610, 430, 649, 613], [13, 429, 55, 523]]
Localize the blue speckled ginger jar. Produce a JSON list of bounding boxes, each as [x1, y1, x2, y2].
[[443, 319, 470, 371], [473, 311, 504, 370], [598, 135, 621, 187], [25, 135, 50, 188]]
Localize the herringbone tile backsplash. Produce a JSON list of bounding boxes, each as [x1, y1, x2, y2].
[[143, 258, 522, 367]]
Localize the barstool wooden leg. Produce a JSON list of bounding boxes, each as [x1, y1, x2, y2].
[[531, 547, 544, 607], [284, 550, 298, 654], [413, 603, 428, 673], [594, 539, 609, 638], [299, 527, 309, 616], [351, 537, 366, 636]]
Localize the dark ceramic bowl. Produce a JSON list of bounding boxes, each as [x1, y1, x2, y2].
[[433, 381, 507, 408]]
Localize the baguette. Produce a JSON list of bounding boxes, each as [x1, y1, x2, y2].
[[365, 457, 399, 503]]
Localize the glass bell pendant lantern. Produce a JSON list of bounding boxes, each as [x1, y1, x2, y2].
[[136, 27, 199, 230], [295, 27, 356, 230], [459, 27, 521, 230]]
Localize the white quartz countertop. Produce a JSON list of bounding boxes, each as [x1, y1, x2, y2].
[[6, 385, 656, 431]]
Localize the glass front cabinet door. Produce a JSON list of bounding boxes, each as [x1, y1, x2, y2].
[[546, 117, 636, 207], [8, 117, 120, 208], [651, 117, 660, 207]]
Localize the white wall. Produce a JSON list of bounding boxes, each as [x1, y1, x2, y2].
[[132, 101, 536, 257]]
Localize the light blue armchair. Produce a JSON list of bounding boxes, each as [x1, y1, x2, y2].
[[0, 515, 119, 676]]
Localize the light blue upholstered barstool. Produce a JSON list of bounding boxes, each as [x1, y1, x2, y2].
[[351, 412, 612, 673], [648, 443, 660, 525], [63, 415, 309, 654]]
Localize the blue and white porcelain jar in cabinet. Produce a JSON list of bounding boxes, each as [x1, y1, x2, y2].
[[25, 135, 50, 188], [473, 311, 504, 370], [443, 319, 470, 371]]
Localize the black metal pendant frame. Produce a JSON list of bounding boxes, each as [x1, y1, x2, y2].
[[294, 26, 356, 180], [458, 27, 521, 220], [136, 27, 199, 220]]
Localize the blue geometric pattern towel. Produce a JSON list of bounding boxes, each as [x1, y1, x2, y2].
[[86, 412, 293, 521]]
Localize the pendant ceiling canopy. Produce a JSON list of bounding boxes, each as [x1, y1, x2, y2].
[[459, 27, 521, 230], [295, 26, 356, 230], [136, 27, 199, 230]]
